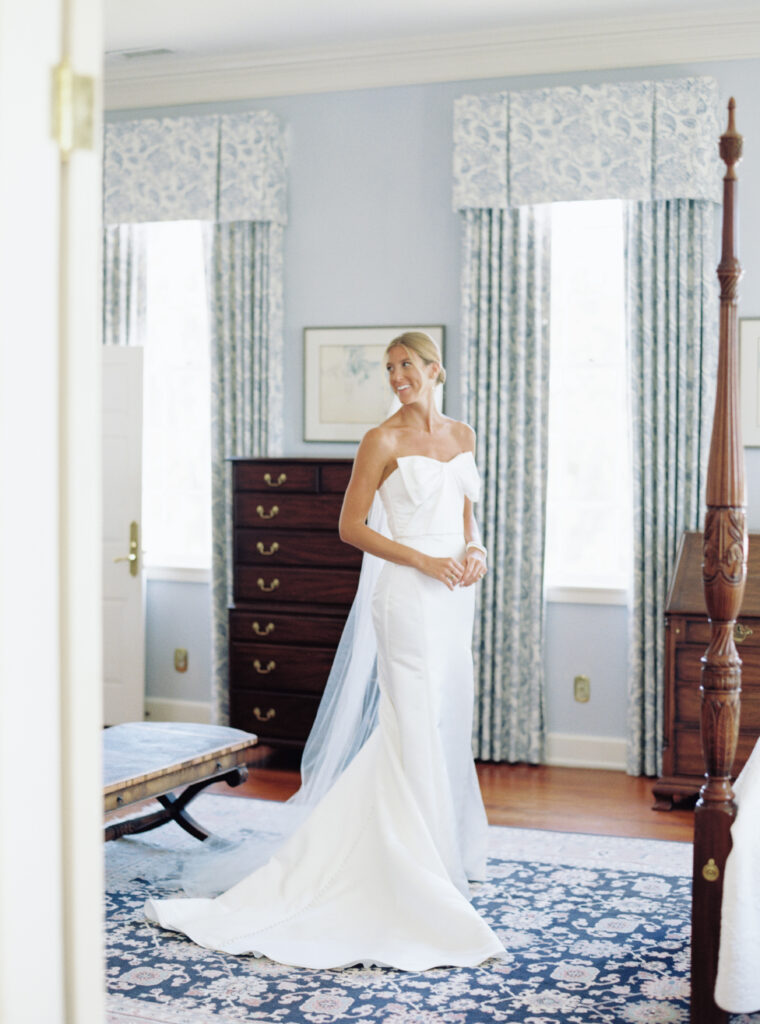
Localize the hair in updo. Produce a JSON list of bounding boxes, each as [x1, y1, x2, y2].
[[385, 331, 446, 386]]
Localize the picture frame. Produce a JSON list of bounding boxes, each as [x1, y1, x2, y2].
[[740, 318, 760, 447], [303, 325, 445, 442]]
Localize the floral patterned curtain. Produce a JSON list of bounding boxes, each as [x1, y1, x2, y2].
[[461, 207, 551, 762], [625, 199, 717, 775], [103, 111, 287, 724], [102, 224, 145, 347], [453, 76, 721, 766], [209, 222, 284, 723]]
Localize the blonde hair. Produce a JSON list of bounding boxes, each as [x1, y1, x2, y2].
[[385, 331, 446, 386]]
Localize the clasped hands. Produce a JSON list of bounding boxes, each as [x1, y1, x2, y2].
[[425, 551, 487, 591]]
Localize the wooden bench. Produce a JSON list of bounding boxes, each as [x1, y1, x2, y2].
[[103, 721, 258, 842]]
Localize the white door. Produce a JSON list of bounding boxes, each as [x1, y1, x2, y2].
[[103, 345, 145, 724]]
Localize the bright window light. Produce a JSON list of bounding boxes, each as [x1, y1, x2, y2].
[[141, 221, 211, 570], [544, 200, 632, 595]]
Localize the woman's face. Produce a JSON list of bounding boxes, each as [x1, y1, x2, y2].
[[385, 345, 437, 405]]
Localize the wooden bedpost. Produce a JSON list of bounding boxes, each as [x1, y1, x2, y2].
[[691, 99, 746, 1024]]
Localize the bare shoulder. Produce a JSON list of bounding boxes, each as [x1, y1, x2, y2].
[[358, 424, 397, 462], [449, 419, 476, 454], [351, 425, 398, 485]]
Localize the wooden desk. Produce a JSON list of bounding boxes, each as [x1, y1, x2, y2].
[[103, 721, 258, 841], [653, 531, 760, 809]]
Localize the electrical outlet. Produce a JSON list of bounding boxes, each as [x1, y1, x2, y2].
[[174, 648, 188, 673], [573, 674, 590, 703]]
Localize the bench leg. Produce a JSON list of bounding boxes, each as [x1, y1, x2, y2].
[[104, 766, 249, 842]]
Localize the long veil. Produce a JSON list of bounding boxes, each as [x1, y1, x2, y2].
[[155, 392, 438, 896], [169, 494, 390, 896]]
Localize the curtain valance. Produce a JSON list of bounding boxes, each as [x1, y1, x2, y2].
[[453, 77, 721, 209], [104, 111, 287, 225]]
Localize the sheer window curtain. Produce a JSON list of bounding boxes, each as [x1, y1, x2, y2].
[[103, 112, 287, 724], [453, 78, 721, 767]]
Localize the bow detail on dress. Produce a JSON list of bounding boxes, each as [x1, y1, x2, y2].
[[396, 452, 480, 507]]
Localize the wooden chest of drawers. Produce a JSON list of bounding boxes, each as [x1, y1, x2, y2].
[[228, 458, 360, 748], [653, 530, 760, 809]]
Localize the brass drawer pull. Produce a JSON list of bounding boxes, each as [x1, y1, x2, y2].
[[253, 706, 276, 722], [734, 622, 753, 643], [256, 504, 279, 520], [264, 472, 287, 488], [257, 577, 279, 593], [252, 621, 275, 636], [257, 541, 280, 557], [253, 659, 276, 674]]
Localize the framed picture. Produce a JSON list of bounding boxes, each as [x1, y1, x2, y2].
[[740, 318, 760, 447], [303, 325, 445, 442]]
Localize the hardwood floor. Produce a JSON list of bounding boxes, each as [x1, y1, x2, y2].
[[209, 746, 695, 844]]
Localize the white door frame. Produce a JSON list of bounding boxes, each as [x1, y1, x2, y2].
[[59, 0, 106, 1014], [0, 0, 105, 1019]]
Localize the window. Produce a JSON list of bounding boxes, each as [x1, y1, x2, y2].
[[544, 200, 631, 600], [141, 221, 212, 572]]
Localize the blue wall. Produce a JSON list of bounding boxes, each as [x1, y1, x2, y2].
[[119, 55, 760, 754], [144, 579, 211, 706]]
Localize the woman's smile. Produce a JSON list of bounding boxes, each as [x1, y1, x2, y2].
[[387, 344, 434, 402]]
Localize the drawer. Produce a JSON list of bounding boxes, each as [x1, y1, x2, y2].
[[230, 689, 321, 742], [321, 463, 353, 493], [235, 528, 362, 568], [230, 642, 334, 694], [684, 618, 760, 647], [235, 567, 359, 606], [229, 609, 347, 647], [673, 727, 758, 778], [234, 462, 319, 493], [235, 493, 344, 529], [676, 677, 760, 726]]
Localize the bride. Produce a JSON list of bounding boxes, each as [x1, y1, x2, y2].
[[145, 331, 505, 970]]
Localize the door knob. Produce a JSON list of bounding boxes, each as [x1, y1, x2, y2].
[[113, 521, 139, 577]]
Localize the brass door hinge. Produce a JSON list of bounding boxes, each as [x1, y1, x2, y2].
[[52, 57, 94, 160]]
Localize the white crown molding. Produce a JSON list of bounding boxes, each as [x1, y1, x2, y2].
[[105, 8, 760, 111]]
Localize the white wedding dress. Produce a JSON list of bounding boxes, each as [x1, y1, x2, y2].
[[145, 451, 505, 970]]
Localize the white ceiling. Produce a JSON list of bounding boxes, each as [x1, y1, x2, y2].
[[104, 0, 754, 59], [103, 0, 760, 110]]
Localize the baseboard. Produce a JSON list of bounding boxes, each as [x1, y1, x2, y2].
[[141, 704, 624, 768], [545, 732, 627, 771], [144, 697, 213, 724]]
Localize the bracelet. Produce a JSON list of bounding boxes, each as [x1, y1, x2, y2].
[[466, 541, 487, 558]]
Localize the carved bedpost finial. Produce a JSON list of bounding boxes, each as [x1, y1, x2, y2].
[[716, 99, 744, 313], [720, 98, 742, 179]]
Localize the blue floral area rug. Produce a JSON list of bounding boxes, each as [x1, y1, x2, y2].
[[104, 795, 756, 1024]]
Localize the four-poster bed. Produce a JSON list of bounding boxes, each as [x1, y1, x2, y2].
[[691, 98, 751, 1024]]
